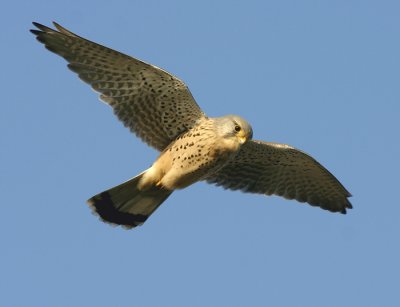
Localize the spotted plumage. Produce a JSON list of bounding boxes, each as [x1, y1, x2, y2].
[[31, 22, 352, 229]]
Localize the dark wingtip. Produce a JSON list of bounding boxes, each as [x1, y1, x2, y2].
[[32, 21, 42, 28], [346, 203, 353, 209], [30, 29, 41, 35], [87, 192, 148, 229], [345, 198, 353, 209], [30, 22, 54, 41], [30, 22, 43, 36], [31, 21, 53, 32], [340, 197, 353, 214]]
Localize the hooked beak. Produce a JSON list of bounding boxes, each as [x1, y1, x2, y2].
[[237, 126, 252, 144], [238, 135, 247, 144]]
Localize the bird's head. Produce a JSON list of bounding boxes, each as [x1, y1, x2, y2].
[[217, 115, 253, 145]]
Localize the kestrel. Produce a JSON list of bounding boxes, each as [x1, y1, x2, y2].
[[31, 22, 352, 229]]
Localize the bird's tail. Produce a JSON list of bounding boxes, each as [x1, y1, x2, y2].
[[87, 172, 173, 229]]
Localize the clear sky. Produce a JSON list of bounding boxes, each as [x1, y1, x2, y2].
[[2, 1, 400, 306]]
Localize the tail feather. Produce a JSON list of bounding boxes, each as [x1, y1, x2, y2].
[[87, 173, 173, 229]]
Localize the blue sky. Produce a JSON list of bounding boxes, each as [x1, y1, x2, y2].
[[2, 1, 400, 306]]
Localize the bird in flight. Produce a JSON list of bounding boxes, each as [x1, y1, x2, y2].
[[31, 22, 352, 229]]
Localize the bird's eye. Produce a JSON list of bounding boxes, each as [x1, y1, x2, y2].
[[234, 125, 241, 132]]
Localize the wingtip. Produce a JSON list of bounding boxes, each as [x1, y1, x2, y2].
[[31, 21, 71, 36], [30, 22, 43, 35], [30, 29, 40, 35], [52, 21, 62, 29], [52, 21, 78, 37], [346, 197, 353, 209], [339, 197, 353, 214], [31, 21, 52, 32], [32, 21, 42, 28]]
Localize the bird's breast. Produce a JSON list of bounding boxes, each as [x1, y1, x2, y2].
[[156, 127, 240, 190]]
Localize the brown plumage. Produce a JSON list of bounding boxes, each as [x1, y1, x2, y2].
[[31, 22, 352, 229]]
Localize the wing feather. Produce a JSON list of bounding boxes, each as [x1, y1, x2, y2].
[[31, 22, 205, 151], [207, 140, 352, 213]]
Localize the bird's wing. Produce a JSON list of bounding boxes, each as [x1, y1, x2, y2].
[[31, 22, 206, 151], [206, 140, 352, 213]]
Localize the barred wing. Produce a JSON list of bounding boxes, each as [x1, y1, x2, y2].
[[207, 140, 352, 213], [31, 22, 205, 151]]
